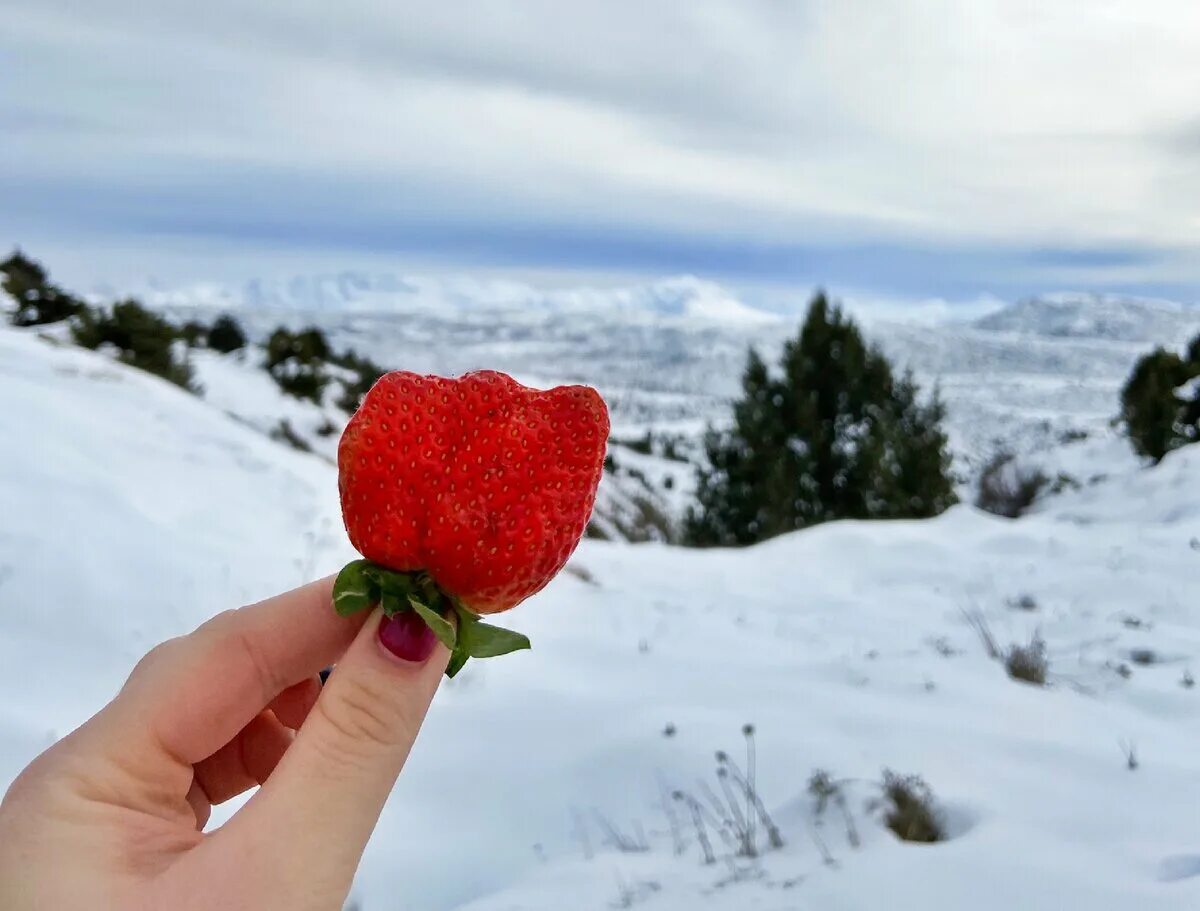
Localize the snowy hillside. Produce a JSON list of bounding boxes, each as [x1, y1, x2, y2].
[[5, 313, 1200, 909], [143, 281, 1200, 511]]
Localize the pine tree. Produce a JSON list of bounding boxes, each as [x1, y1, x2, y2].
[[878, 374, 957, 518], [686, 292, 956, 546], [687, 348, 787, 545], [1120, 346, 1198, 462]]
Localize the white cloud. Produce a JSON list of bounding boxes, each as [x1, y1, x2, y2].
[[3, 0, 1200, 287]]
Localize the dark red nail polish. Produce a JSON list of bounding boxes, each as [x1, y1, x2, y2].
[[378, 611, 437, 664]]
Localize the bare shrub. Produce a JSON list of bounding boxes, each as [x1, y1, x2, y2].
[[961, 607, 1001, 660], [807, 769, 860, 848], [668, 724, 784, 867], [880, 770, 945, 844], [976, 451, 1048, 518], [1005, 635, 1048, 685]]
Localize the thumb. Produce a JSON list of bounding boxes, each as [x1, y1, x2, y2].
[[223, 606, 449, 901]]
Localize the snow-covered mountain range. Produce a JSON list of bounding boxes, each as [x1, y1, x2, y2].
[[100, 273, 780, 325]]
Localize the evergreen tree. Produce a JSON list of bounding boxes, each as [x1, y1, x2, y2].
[[1120, 346, 1199, 462], [2, 250, 84, 326], [72, 299, 195, 391], [877, 373, 957, 519], [687, 349, 787, 545], [686, 292, 956, 546], [207, 313, 247, 353], [1187, 332, 1200, 368]]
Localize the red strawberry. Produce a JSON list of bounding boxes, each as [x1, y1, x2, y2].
[[332, 369, 609, 675]]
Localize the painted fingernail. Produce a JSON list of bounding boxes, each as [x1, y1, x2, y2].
[[319, 667, 332, 685], [378, 611, 437, 664]]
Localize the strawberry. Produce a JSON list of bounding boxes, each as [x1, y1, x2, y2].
[[331, 369, 609, 676]]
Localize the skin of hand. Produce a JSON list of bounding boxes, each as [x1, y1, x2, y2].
[[0, 577, 449, 911]]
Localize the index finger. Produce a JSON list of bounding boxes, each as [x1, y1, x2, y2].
[[101, 576, 368, 766]]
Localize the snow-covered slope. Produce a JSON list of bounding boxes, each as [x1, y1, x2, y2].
[[5, 322, 1200, 910], [0, 326, 353, 788]]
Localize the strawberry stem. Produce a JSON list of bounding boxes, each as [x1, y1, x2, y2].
[[332, 559, 531, 678]]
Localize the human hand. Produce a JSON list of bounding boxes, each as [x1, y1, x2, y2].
[[0, 577, 450, 910]]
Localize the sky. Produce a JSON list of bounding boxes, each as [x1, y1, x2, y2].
[[3, 0, 1200, 302]]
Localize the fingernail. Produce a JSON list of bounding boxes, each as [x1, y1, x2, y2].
[[319, 667, 332, 685], [378, 611, 437, 664]]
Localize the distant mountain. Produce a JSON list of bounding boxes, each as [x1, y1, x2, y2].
[[112, 273, 779, 326], [974, 293, 1200, 343]]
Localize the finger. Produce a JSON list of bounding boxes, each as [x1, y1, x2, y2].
[[221, 608, 448, 899], [268, 676, 322, 730], [193, 712, 295, 805], [102, 577, 368, 768], [186, 779, 211, 831]]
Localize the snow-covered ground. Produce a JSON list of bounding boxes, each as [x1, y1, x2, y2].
[[4, 296, 1200, 909]]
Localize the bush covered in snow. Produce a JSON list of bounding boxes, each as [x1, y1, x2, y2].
[[687, 291, 956, 546]]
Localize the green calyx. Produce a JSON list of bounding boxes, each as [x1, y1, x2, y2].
[[332, 559, 531, 678]]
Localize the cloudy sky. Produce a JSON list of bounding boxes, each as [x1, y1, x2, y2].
[[4, 0, 1200, 299]]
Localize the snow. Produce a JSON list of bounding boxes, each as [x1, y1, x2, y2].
[[189, 346, 344, 463], [5, 311, 1200, 910], [974, 293, 1200, 343]]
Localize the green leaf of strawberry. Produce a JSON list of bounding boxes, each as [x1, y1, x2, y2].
[[459, 619, 531, 659], [442, 599, 529, 677], [333, 560, 378, 617], [408, 596, 456, 650]]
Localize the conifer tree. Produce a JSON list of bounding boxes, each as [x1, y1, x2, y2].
[[687, 292, 956, 546]]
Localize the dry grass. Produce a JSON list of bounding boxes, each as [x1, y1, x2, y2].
[[881, 770, 945, 844]]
